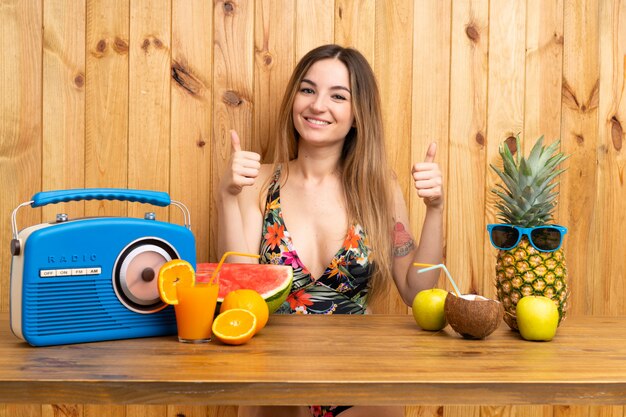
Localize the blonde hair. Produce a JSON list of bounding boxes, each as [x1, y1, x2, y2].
[[265, 44, 395, 307]]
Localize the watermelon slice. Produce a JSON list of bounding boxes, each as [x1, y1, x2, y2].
[[197, 263, 293, 313]]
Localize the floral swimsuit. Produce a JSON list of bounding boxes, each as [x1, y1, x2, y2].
[[260, 166, 373, 315], [259, 166, 373, 417]]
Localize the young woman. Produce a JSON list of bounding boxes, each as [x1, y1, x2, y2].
[[218, 44, 444, 417]]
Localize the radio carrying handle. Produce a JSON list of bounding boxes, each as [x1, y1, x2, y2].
[[31, 188, 172, 207], [11, 188, 191, 255]]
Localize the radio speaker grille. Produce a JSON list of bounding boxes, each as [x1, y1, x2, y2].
[[23, 278, 176, 336]]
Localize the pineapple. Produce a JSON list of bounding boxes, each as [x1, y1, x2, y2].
[[490, 135, 569, 330]]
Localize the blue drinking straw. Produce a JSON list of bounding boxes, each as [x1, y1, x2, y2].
[[414, 263, 462, 297]]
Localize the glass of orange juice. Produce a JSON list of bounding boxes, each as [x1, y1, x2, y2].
[[174, 266, 219, 343]]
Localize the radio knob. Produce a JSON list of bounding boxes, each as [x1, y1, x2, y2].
[[144, 212, 156, 220], [141, 267, 155, 282], [10, 239, 21, 256], [56, 213, 69, 223]]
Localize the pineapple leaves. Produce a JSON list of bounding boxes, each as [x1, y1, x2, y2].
[[519, 158, 533, 178], [498, 141, 520, 182], [490, 135, 569, 227], [490, 165, 521, 196], [527, 135, 545, 163]]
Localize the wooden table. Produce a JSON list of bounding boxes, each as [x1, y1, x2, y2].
[[0, 314, 625, 406]]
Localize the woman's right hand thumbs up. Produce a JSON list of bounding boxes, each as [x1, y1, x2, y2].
[[221, 130, 261, 196]]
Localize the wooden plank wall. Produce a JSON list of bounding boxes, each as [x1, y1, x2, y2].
[[1, 0, 625, 416]]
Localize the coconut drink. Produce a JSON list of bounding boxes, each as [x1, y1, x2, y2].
[[444, 293, 503, 339], [415, 263, 503, 339]]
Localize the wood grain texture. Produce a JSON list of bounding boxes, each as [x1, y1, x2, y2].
[[524, 0, 564, 145], [207, 406, 238, 417], [254, 0, 295, 160], [171, 0, 213, 262], [480, 405, 554, 417], [295, 0, 334, 60], [85, 0, 129, 217], [410, 0, 451, 292], [167, 405, 212, 417], [0, 404, 42, 417], [126, 405, 166, 417], [447, 0, 489, 297], [559, 0, 600, 317], [0, 0, 43, 313], [1, 315, 626, 406], [443, 406, 480, 417], [212, 0, 254, 261], [334, 0, 375, 64], [404, 405, 441, 417], [42, 0, 86, 221], [486, 0, 527, 143], [128, 0, 171, 221], [374, 0, 414, 314], [42, 404, 82, 417], [83, 404, 124, 417], [596, 0, 626, 317], [554, 405, 592, 417], [483, 0, 527, 302]]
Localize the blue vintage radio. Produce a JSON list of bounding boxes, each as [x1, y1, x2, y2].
[[9, 188, 196, 346]]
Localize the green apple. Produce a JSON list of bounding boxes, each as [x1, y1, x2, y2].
[[516, 295, 559, 341], [412, 288, 448, 331]]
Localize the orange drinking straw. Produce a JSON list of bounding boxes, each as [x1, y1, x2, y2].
[[209, 251, 260, 285], [413, 262, 461, 297]]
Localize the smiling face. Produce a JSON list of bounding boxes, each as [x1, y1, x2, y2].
[[292, 58, 355, 148]]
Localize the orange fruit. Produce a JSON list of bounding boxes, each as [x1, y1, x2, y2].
[[157, 259, 195, 305], [211, 308, 257, 345], [220, 289, 269, 333]]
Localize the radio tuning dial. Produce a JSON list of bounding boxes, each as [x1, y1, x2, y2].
[[113, 238, 177, 314]]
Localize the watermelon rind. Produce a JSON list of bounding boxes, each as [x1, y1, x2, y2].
[[203, 263, 293, 314], [263, 279, 292, 313]]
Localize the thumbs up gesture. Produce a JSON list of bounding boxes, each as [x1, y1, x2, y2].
[[221, 130, 261, 196], [411, 142, 443, 209]]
